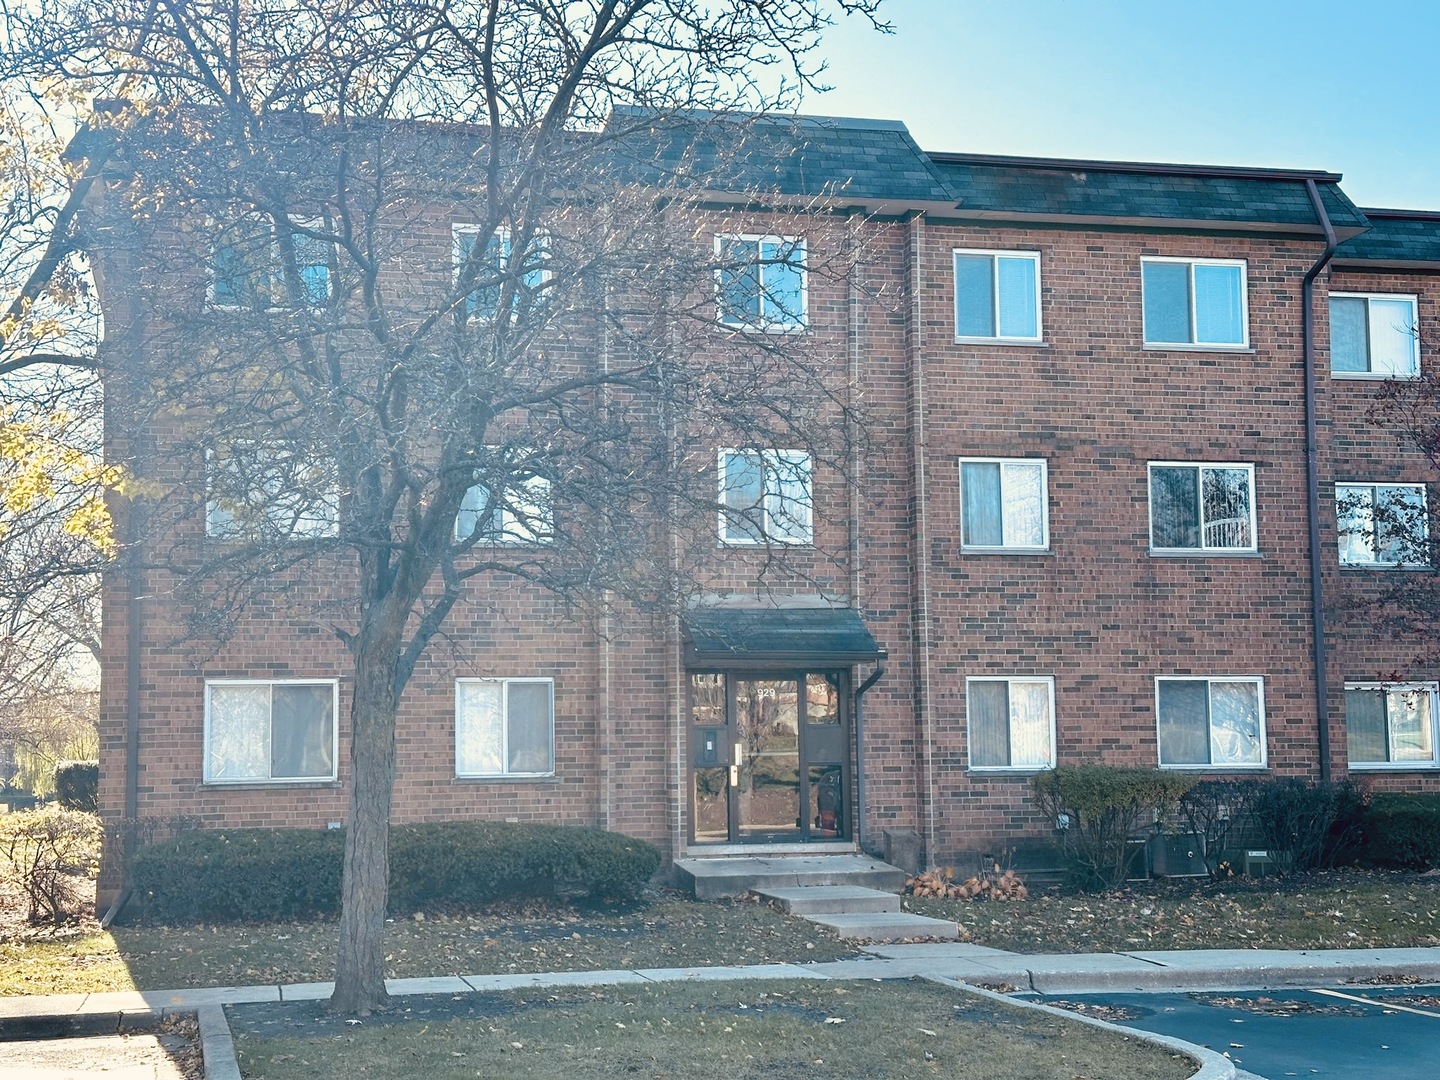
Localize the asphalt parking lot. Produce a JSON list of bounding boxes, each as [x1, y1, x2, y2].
[[1039, 985, 1440, 1079]]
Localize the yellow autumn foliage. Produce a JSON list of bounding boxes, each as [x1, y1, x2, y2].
[[0, 407, 124, 557]]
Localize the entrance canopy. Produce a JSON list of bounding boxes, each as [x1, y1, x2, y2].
[[682, 606, 886, 670]]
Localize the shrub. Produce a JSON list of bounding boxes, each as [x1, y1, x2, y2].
[[1032, 765, 1196, 891], [0, 806, 103, 924], [131, 821, 661, 923], [53, 760, 100, 813], [1177, 778, 1269, 879], [1363, 793, 1440, 870], [131, 827, 345, 922], [1249, 778, 1366, 873]]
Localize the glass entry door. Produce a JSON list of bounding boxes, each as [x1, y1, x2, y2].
[[690, 671, 847, 844]]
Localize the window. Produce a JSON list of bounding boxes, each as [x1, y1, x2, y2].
[[456, 678, 554, 777], [1330, 293, 1419, 377], [966, 677, 1055, 770], [953, 249, 1041, 342], [1346, 683, 1440, 769], [1149, 463, 1256, 553], [959, 458, 1048, 551], [206, 443, 340, 539], [204, 680, 337, 783], [1156, 676, 1266, 768], [715, 235, 806, 330], [1336, 483, 1429, 567], [1141, 257, 1247, 347], [718, 449, 812, 545], [453, 224, 548, 321], [456, 464, 553, 544], [211, 218, 334, 309]]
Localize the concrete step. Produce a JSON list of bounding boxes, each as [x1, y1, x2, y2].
[[675, 855, 907, 900], [755, 884, 900, 916], [804, 911, 962, 941]]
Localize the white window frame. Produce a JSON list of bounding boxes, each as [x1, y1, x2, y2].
[[209, 216, 334, 310], [205, 443, 341, 540], [1147, 461, 1258, 555], [1141, 256, 1249, 349], [965, 676, 1057, 772], [455, 459, 554, 545], [1155, 675, 1267, 770], [957, 457, 1050, 552], [717, 448, 813, 546], [203, 679, 339, 784], [452, 223, 550, 322], [1329, 292, 1420, 379], [1336, 482, 1430, 568], [714, 233, 808, 332], [952, 248, 1042, 344], [455, 677, 556, 778], [1345, 682, 1440, 770]]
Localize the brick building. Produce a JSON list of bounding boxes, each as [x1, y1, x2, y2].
[[90, 113, 1440, 901]]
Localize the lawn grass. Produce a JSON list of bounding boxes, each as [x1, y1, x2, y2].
[[3, 897, 858, 996], [227, 978, 1196, 1080], [7, 873, 1440, 999], [910, 870, 1440, 954], [0, 934, 138, 995]]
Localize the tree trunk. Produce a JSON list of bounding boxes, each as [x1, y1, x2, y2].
[[329, 626, 403, 1014]]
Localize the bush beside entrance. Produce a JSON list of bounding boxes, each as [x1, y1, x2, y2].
[[131, 821, 660, 923]]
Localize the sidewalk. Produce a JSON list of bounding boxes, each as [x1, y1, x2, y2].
[[5, 943, 1439, 1079]]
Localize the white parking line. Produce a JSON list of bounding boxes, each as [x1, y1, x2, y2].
[[1312, 988, 1440, 1019]]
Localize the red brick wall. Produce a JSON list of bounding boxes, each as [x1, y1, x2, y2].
[[95, 190, 1440, 893]]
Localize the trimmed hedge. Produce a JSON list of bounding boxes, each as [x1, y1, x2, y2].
[[53, 760, 100, 813], [1364, 793, 1440, 870], [131, 821, 661, 923], [1032, 765, 1196, 890]]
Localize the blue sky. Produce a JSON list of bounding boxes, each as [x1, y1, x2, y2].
[[807, 0, 1440, 210]]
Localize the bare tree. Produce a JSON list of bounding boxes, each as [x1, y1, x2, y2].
[[1341, 375, 1440, 666], [10, 0, 888, 1013]]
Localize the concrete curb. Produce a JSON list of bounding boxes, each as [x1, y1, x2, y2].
[[197, 1004, 242, 1080], [928, 976, 1235, 1080], [0, 1008, 171, 1042]]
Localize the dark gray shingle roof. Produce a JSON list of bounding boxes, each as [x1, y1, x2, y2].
[[603, 109, 953, 205], [927, 155, 1368, 232], [1334, 210, 1440, 266]]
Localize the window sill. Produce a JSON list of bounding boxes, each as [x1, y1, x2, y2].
[[961, 546, 1051, 556], [953, 336, 1048, 348], [1347, 763, 1440, 773], [1339, 563, 1433, 571], [1149, 549, 1262, 558], [719, 322, 808, 335], [456, 774, 559, 783], [202, 779, 341, 789], [1331, 371, 1421, 382], [1157, 764, 1268, 773], [1142, 343, 1254, 354], [969, 766, 1055, 776], [718, 539, 814, 549]]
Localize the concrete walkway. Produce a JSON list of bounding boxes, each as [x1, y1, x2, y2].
[[5, 943, 1439, 1079]]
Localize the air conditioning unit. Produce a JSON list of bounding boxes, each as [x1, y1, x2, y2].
[[1149, 832, 1208, 878]]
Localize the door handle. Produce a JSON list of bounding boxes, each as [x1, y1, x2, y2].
[[729, 764, 739, 786], [730, 742, 743, 786]]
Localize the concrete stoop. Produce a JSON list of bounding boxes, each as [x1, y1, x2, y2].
[[674, 854, 907, 900], [675, 854, 959, 942]]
